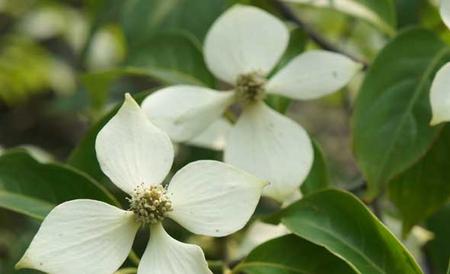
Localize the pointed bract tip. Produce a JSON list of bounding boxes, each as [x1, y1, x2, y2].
[[430, 120, 440, 127], [355, 62, 365, 71], [15, 256, 29, 270], [122, 93, 140, 108], [124, 92, 133, 101]]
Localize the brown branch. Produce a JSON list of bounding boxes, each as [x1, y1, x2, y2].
[[272, 0, 369, 69]]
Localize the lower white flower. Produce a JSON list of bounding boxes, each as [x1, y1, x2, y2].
[[234, 221, 289, 259], [141, 5, 361, 202], [16, 94, 267, 274]]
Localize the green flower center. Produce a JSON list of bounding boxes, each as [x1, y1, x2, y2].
[[128, 184, 173, 225], [235, 71, 267, 104]]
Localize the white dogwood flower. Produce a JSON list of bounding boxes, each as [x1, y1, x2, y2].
[[430, 1, 450, 125], [142, 5, 361, 202], [430, 63, 450, 125], [16, 94, 266, 274], [441, 0, 450, 29]]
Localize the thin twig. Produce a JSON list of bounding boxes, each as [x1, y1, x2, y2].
[[370, 196, 383, 220], [345, 178, 367, 194], [272, 0, 369, 69]]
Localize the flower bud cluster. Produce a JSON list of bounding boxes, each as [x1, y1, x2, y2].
[[235, 71, 267, 104], [128, 184, 173, 225]]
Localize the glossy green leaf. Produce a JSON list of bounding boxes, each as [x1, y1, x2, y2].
[[389, 125, 450, 235], [119, 0, 228, 88], [234, 234, 356, 274], [125, 32, 215, 87], [352, 28, 450, 199], [0, 192, 52, 221], [121, 0, 227, 45], [281, 189, 423, 274], [0, 150, 118, 220], [301, 141, 330, 196], [67, 91, 151, 181], [288, 0, 396, 35]]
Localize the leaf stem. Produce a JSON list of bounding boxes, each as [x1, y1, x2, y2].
[[128, 250, 140, 266], [115, 267, 137, 274], [208, 260, 225, 273]]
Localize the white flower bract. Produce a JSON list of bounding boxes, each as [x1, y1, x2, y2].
[[430, 63, 450, 125], [441, 0, 450, 29], [16, 94, 267, 274], [430, 2, 450, 125], [141, 4, 361, 202]]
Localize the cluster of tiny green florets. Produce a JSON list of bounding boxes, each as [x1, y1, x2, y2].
[[128, 184, 173, 225], [235, 71, 267, 104]]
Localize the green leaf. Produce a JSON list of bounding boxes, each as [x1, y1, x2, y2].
[[281, 189, 423, 274], [85, 0, 123, 25], [0, 192, 52, 221], [67, 91, 151, 181], [0, 150, 118, 220], [301, 141, 330, 195], [82, 67, 204, 112], [291, 0, 396, 35], [354, 0, 397, 31], [389, 125, 450, 235], [121, 0, 227, 45], [395, 0, 424, 28], [234, 234, 356, 274], [125, 31, 215, 87], [82, 69, 123, 112], [424, 205, 450, 274], [119, 0, 229, 87], [352, 28, 450, 199], [67, 113, 114, 182]]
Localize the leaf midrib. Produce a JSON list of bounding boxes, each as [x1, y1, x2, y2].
[[0, 190, 54, 220], [372, 47, 450, 187], [283, 218, 385, 274], [234, 261, 310, 274]]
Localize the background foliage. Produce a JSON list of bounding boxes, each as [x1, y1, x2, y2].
[[0, 0, 449, 273]]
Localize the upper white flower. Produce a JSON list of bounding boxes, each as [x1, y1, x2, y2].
[[16, 94, 266, 274], [141, 5, 361, 202], [430, 0, 450, 125], [441, 0, 450, 29]]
